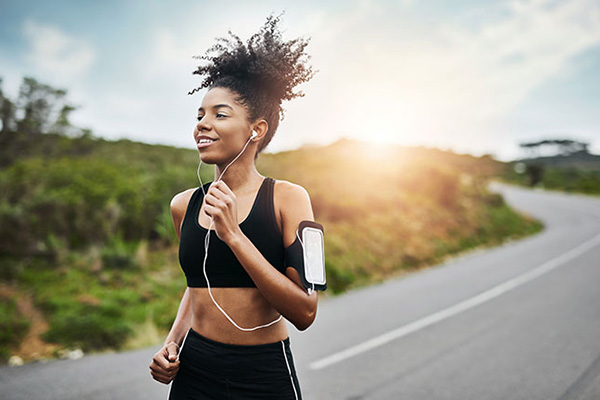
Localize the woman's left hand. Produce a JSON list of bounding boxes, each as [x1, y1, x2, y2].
[[202, 180, 242, 244]]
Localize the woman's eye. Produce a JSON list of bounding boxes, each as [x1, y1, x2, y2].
[[196, 114, 226, 121]]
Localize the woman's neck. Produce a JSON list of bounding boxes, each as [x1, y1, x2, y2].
[[214, 160, 262, 192]]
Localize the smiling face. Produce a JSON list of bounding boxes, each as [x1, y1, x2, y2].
[[194, 87, 255, 165]]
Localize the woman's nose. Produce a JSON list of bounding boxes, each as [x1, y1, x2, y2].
[[196, 115, 212, 131]]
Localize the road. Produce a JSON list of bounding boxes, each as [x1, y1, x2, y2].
[[1, 181, 600, 399]]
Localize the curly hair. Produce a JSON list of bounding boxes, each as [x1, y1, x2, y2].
[[188, 11, 316, 158]]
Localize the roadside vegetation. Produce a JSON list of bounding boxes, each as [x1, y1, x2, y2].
[[0, 76, 543, 363], [500, 139, 600, 195]]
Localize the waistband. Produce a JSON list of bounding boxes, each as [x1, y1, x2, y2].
[[187, 327, 290, 350], [179, 328, 294, 380]]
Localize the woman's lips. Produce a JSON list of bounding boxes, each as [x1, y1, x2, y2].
[[197, 139, 217, 149]]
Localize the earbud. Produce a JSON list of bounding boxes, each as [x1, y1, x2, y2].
[[251, 130, 258, 139]]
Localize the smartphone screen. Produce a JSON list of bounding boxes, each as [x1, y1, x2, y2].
[[302, 227, 326, 285]]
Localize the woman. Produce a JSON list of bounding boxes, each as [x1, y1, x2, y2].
[[149, 13, 321, 399]]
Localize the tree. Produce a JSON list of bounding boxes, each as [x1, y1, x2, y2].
[[15, 77, 70, 137], [0, 76, 83, 167], [0, 78, 18, 167], [0, 78, 16, 135], [51, 104, 79, 136], [519, 139, 590, 158]]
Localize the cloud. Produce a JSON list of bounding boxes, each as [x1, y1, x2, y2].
[[24, 0, 595, 160], [287, 0, 600, 155], [441, 0, 600, 116], [22, 19, 95, 83]]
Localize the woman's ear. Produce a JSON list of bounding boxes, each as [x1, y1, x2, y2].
[[251, 119, 269, 141]]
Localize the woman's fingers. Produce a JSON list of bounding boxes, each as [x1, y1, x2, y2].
[[205, 185, 233, 208], [211, 180, 235, 198], [150, 362, 179, 384], [202, 203, 218, 219], [148, 341, 183, 385], [149, 347, 180, 385], [203, 190, 234, 219], [202, 182, 240, 242], [165, 342, 180, 362], [151, 367, 177, 379], [150, 369, 172, 383], [154, 350, 178, 369], [150, 360, 179, 375], [153, 374, 173, 384], [203, 194, 223, 209]]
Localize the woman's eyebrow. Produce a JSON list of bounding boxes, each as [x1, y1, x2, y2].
[[197, 104, 234, 112]]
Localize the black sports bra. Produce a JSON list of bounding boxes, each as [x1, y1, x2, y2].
[[178, 177, 285, 288]]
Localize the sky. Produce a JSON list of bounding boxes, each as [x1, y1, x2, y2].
[[1, 0, 599, 161]]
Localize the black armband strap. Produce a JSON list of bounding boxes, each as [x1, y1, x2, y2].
[[285, 220, 327, 291]]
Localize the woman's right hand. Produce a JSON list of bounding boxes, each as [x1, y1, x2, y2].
[[149, 342, 181, 384]]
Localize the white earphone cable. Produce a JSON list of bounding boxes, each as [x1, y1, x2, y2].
[[196, 134, 283, 331]]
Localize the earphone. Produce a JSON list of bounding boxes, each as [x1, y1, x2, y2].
[[196, 129, 283, 331], [190, 129, 300, 400]]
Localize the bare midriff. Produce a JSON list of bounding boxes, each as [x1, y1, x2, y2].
[[189, 287, 288, 345]]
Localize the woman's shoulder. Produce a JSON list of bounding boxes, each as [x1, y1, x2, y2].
[[272, 179, 315, 247], [272, 179, 314, 222], [272, 179, 311, 205], [169, 187, 201, 220]]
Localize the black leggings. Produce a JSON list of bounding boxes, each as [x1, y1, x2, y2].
[[168, 328, 302, 400]]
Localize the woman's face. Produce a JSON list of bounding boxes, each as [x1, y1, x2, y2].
[[194, 87, 253, 164]]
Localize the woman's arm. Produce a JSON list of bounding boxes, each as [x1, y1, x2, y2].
[[163, 287, 192, 347], [203, 180, 318, 331], [149, 287, 190, 384], [149, 191, 194, 384], [163, 191, 194, 344]]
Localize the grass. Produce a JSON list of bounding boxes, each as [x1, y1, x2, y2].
[[0, 139, 546, 363], [2, 240, 186, 359], [0, 295, 31, 361], [501, 163, 600, 195]]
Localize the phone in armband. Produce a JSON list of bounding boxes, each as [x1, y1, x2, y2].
[[285, 220, 327, 292]]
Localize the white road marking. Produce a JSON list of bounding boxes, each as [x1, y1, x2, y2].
[[309, 230, 600, 370]]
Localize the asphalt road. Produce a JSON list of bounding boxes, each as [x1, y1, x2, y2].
[[1, 181, 599, 400]]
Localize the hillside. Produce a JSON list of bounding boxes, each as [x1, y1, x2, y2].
[[515, 151, 600, 171], [501, 151, 600, 194], [0, 134, 543, 363]]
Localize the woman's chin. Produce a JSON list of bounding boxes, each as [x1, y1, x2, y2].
[[198, 152, 216, 164]]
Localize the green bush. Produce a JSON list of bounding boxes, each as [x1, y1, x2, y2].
[[1, 129, 547, 358], [483, 192, 505, 207], [0, 144, 204, 261], [501, 163, 600, 195], [325, 259, 355, 294], [0, 297, 30, 362], [42, 302, 131, 351], [100, 236, 140, 270]]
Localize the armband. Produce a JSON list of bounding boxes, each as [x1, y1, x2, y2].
[[284, 220, 327, 291]]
